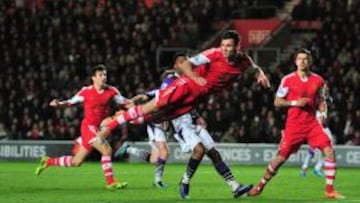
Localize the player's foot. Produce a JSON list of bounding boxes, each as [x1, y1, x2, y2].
[[114, 143, 130, 158], [233, 184, 253, 198], [247, 186, 263, 197], [325, 191, 346, 199], [35, 156, 49, 176], [106, 181, 128, 190], [300, 168, 307, 177], [179, 179, 190, 199], [154, 181, 169, 189], [313, 169, 324, 177]]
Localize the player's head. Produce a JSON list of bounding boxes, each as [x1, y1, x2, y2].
[[294, 48, 312, 71], [173, 51, 187, 74], [91, 64, 107, 87], [220, 30, 241, 59]]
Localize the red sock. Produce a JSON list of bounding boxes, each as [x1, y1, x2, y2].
[[47, 156, 73, 167], [324, 158, 336, 193], [102, 155, 115, 185], [256, 162, 278, 191]]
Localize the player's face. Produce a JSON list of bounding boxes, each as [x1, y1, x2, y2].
[[174, 56, 186, 74], [92, 70, 107, 87], [220, 38, 237, 59], [295, 53, 311, 71]]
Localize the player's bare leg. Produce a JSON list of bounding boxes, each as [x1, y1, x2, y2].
[[114, 139, 169, 189], [99, 99, 160, 138], [322, 146, 345, 199], [92, 140, 128, 190], [248, 154, 286, 196], [206, 148, 253, 198], [35, 145, 89, 176]]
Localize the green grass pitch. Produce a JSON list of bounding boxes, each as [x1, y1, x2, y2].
[[0, 161, 359, 203]]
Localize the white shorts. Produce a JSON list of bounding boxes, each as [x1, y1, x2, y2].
[[147, 123, 167, 150], [172, 113, 215, 153]]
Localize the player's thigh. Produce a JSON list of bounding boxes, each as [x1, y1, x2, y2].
[[72, 145, 90, 166], [154, 141, 169, 158], [197, 127, 215, 151], [174, 133, 192, 153], [180, 123, 203, 152], [149, 148, 160, 163], [147, 125, 167, 147], [307, 124, 332, 151], [278, 128, 306, 158], [156, 77, 193, 108], [141, 98, 159, 115], [91, 139, 112, 155], [80, 123, 99, 152]]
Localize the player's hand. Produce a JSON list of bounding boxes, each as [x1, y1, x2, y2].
[[196, 117, 207, 128], [256, 71, 271, 88], [296, 98, 309, 107], [193, 76, 207, 86], [123, 100, 135, 109], [318, 111, 328, 125], [49, 99, 60, 107]]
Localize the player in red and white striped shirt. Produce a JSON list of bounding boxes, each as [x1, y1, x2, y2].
[[35, 64, 129, 190], [248, 48, 345, 199]]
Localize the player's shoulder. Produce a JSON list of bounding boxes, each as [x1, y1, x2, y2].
[[282, 72, 297, 81], [202, 47, 222, 56], [310, 72, 324, 81], [105, 85, 121, 94], [79, 85, 93, 92]]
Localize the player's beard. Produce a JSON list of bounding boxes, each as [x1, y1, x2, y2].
[[227, 51, 238, 63]]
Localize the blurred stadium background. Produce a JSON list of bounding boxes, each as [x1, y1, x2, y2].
[[0, 0, 359, 202]]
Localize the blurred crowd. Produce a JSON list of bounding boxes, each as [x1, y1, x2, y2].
[[0, 0, 358, 145]]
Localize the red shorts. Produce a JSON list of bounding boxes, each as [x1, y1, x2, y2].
[[278, 121, 332, 158], [75, 121, 99, 152], [156, 76, 207, 120]]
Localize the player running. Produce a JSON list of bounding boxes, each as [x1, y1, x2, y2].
[[35, 65, 129, 190]]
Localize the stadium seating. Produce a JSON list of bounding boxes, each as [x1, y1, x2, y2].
[[0, 0, 358, 145]]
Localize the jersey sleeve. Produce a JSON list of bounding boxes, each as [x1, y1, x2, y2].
[[275, 77, 290, 98], [188, 48, 218, 66], [111, 87, 129, 105], [66, 87, 85, 105]]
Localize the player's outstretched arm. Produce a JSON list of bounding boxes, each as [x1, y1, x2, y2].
[[49, 99, 69, 108], [131, 94, 150, 105], [247, 55, 271, 88], [178, 60, 207, 86]]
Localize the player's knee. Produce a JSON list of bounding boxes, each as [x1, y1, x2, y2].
[[275, 153, 287, 164], [322, 146, 335, 159], [161, 150, 169, 159], [71, 159, 83, 167], [206, 148, 222, 164], [192, 143, 205, 159], [104, 148, 112, 156]]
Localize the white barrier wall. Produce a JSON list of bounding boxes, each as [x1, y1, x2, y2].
[[129, 142, 360, 167], [0, 141, 359, 167]]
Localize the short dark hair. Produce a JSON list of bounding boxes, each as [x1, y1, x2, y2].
[[294, 48, 312, 62], [172, 51, 187, 62], [221, 30, 240, 45], [91, 64, 106, 76]]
